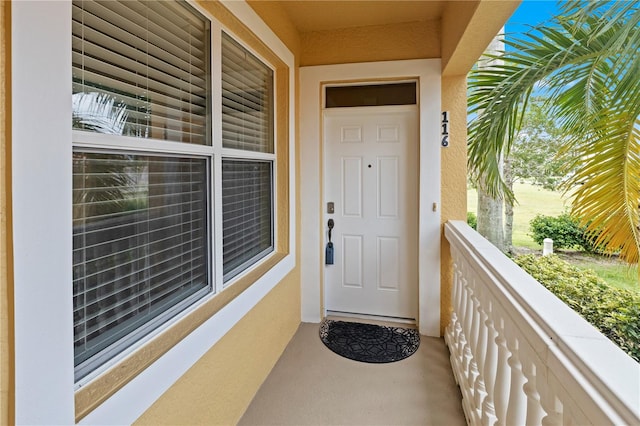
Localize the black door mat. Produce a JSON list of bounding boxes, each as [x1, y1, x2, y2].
[[319, 319, 420, 363]]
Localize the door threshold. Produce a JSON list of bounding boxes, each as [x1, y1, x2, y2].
[[326, 310, 416, 327]]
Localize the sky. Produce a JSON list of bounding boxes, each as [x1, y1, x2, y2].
[[506, 0, 560, 36]]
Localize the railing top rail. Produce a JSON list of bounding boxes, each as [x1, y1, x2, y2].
[[445, 220, 640, 424]]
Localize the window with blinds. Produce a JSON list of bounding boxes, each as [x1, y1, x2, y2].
[[72, 152, 209, 379], [221, 32, 274, 153], [72, 0, 210, 144], [222, 160, 273, 280], [71, 0, 213, 382], [221, 34, 275, 282], [70, 0, 279, 381]]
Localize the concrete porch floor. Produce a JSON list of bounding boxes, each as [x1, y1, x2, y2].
[[239, 321, 466, 425]]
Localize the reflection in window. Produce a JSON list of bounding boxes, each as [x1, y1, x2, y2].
[[71, 0, 211, 144], [72, 152, 209, 380], [72, 92, 130, 136]]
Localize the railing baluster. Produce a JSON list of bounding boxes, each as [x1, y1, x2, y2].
[[456, 272, 470, 381], [505, 336, 526, 425], [445, 254, 463, 372], [493, 316, 510, 425], [481, 299, 498, 426], [473, 289, 489, 420], [462, 279, 476, 396], [467, 288, 482, 418], [539, 378, 563, 426], [522, 354, 544, 425], [444, 259, 458, 345]]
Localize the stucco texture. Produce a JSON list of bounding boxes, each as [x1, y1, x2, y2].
[[248, 0, 301, 60], [441, 0, 519, 76], [300, 20, 440, 66], [135, 269, 301, 425], [440, 75, 468, 334], [0, 1, 13, 424]]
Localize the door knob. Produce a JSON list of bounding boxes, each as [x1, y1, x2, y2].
[[327, 219, 334, 242], [326, 219, 335, 265]]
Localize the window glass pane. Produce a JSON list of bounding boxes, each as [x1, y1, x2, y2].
[[73, 152, 209, 380], [221, 33, 274, 153], [72, 0, 211, 145], [325, 82, 417, 108], [222, 160, 273, 281]]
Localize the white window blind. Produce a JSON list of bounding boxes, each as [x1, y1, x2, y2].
[[72, 0, 210, 144], [222, 160, 273, 281], [221, 32, 274, 153], [221, 33, 275, 282], [73, 152, 209, 380]]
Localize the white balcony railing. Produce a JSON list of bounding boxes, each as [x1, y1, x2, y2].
[[444, 221, 640, 426]]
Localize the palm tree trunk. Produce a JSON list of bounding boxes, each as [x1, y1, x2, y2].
[[504, 155, 514, 253], [475, 30, 506, 252], [477, 174, 505, 252]]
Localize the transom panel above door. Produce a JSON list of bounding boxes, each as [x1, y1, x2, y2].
[[324, 105, 418, 320]]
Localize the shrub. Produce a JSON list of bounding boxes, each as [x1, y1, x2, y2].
[[515, 254, 640, 362], [467, 212, 477, 230], [529, 213, 595, 251]]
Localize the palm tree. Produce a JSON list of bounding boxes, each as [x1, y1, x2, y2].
[[72, 92, 134, 219], [468, 0, 640, 264]]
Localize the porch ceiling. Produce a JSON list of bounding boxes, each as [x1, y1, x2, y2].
[[254, 0, 520, 75], [278, 0, 446, 33]]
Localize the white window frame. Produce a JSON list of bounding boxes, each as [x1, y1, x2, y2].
[[11, 1, 295, 424], [214, 27, 278, 287]]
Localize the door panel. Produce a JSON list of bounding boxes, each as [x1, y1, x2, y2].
[[377, 237, 399, 290], [377, 156, 399, 218], [342, 158, 362, 217], [324, 106, 418, 319], [342, 235, 363, 287]]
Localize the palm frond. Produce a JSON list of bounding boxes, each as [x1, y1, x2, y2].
[[72, 92, 129, 135], [468, 1, 640, 264]]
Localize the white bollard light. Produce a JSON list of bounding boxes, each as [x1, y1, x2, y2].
[[543, 238, 553, 256]]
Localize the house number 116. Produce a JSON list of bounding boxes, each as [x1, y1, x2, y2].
[[441, 111, 450, 147]]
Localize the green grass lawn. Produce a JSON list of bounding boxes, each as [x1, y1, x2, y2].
[[467, 182, 567, 248], [467, 182, 639, 290], [573, 261, 638, 292]]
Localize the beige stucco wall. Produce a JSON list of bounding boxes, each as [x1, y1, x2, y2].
[[441, 0, 519, 76], [0, 1, 13, 424], [299, 20, 440, 66], [440, 75, 468, 334], [248, 0, 301, 62], [441, 0, 479, 74], [135, 269, 301, 425]]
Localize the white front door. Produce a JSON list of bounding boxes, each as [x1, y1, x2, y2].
[[324, 105, 418, 319]]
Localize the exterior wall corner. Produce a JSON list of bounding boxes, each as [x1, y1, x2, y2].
[[440, 75, 468, 334]]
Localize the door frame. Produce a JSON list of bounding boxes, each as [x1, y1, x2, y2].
[[300, 59, 441, 336]]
